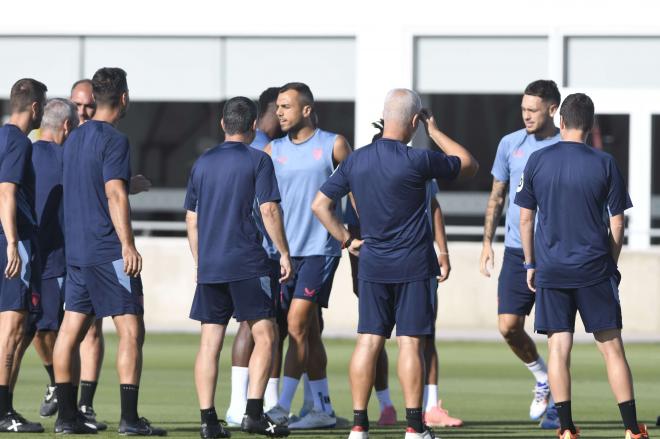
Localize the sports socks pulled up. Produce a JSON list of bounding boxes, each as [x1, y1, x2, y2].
[[79, 380, 98, 408], [376, 388, 393, 412], [353, 409, 368, 431], [525, 357, 549, 384], [309, 378, 334, 415], [618, 400, 640, 435], [120, 384, 139, 423], [423, 384, 438, 412], [406, 407, 423, 433], [555, 400, 577, 434]]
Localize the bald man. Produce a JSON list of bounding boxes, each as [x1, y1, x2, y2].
[[312, 89, 478, 439]]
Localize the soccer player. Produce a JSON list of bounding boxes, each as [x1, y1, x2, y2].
[[226, 87, 285, 425], [264, 83, 352, 429], [312, 89, 478, 439], [0, 78, 47, 433], [516, 93, 648, 439], [185, 96, 291, 438], [53, 67, 166, 435], [479, 79, 561, 426]]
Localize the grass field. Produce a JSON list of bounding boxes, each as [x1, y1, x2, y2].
[[12, 334, 660, 438]]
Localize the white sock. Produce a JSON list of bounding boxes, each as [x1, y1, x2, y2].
[[309, 378, 334, 414], [264, 378, 279, 411], [277, 376, 299, 412], [302, 373, 313, 405], [376, 388, 393, 411], [525, 357, 549, 384], [424, 384, 438, 412], [228, 366, 249, 414]]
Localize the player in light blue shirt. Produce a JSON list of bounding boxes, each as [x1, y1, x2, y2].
[[480, 80, 561, 428]]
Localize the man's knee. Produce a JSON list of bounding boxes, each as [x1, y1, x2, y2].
[[115, 316, 145, 346], [498, 315, 525, 340]]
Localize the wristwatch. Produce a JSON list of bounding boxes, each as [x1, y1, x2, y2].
[[523, 262, 536, 270], [342, 237, 354, 249]]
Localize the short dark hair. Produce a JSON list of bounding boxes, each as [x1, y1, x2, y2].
[[222, 97, 257, 135], [524, 79, 560, 106], [71, 78, 92, 92], [92, 67, 128, 107], [10, 78, 47, 113], [560, 93, 595, 132], [279, 82, 314, 107], [258, 87, 280, 117]]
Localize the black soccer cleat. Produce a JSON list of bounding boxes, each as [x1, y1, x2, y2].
[[656, 415, 659, 426], [0, 411, 45, 433], [79, 405, 108, 431], [54, 413, 98, 434], [200, 421, 231, 438], [40, 384, 58, 417], [241, 413, 290, 437], [118, 417, 167, 436]]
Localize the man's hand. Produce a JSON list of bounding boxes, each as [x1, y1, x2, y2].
[[348, 239, 364, 257], [122, 244, 142, 277], [437, 253, 451, 282], [4, 242, 20, 279], [419, 108, 439, 136], [279, 254, 293, 284], [480, 243, 495, 277], [129, 174, 152, 195], [526, 268, 536, 292]]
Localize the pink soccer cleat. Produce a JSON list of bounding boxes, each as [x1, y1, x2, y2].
[[423, 400, 463, 428], [377, 405, 397, 426]]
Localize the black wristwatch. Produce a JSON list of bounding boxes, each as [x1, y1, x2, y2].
[[342, 237, 354, 249]]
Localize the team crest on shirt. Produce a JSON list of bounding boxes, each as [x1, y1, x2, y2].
[[513, 148, 525, 158], [312, 148, 323, 161], [276, 156, 288, 165], [516, 173, 524, 192]]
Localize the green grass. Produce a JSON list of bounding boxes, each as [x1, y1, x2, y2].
[[13, 334, 660, 438]]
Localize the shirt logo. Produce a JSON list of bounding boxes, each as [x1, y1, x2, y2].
[[312, 148, 323, 161], [276, 156, 288, 165], [513, 148, 525, 158], [31, 291, 41, 307], [516, 173, 524, 193], [303, 288, 316, 297]]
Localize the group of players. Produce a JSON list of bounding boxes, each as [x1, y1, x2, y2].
[[0, 69, 652, 439]]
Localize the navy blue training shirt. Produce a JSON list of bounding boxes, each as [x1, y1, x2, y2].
[[0, 124, 36, 240], [32, 140, 65, 278], [514, 141, 632, 288], [63, 121, 131, 266], [184, 141, 281, 284], [320, 138, 461, 283]]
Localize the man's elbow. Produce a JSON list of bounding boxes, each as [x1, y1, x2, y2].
[[311, 194, 327, 218], [260, 202, 279, 220], [457, 157, 479, 179]]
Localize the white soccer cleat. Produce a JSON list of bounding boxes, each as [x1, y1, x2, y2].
[[348, 426, 369, 439], [404, 427, 437, 438], [265, 404, 290, 426], [529, 382, 551, 420], [288, 409, 336, 429]]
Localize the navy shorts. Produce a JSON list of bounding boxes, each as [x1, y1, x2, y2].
[[33, 276, 65, 331], [190, 276, 275, 325], [65, 260, 144, 319], [0, 238, 39, 313], [534, 276, 622, 334], [281, 256, 340, 309], [357, 278, 437, 338], [498, 247, 535, 316]]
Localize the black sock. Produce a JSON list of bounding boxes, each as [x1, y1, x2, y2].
[[246, 399, 263, 419], [120, 384, 139, 423], [0, 385, 9, 414], [56, 383, 76, 422], [406, 408, 423, 433], [44, 364, 56, 386], [618, 400, 640, 434], [72, 385, 78, 402], [7, 392, 13, 412], [353, 409, 368, 431], [555, 401, 576, 434], [200, 407, 218, 426], [79, 381, 98, 408]]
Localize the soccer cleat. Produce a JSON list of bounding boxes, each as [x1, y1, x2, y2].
[[377, 405, 397, 426], [79, 405, 108, 431], [241, 413, 290, 437], [54, 413, 98, 434], [298, 399, 314, 419], [118, 417, 167, 436], [625, 424, 649, 439], [224, 408, 243, 427], [530, 382, 551, 420], [0, 411, 45, 433], [288, 408, 336, 429], [404, 426, 437, 438], [557, 427, 580, 439], [348, 425, 369, 439], [424, 400, 463, 427], [540, 404, 560, 429], [200, 422, 231, 438], [40, 384, 59, 417], [265, 405, 289, 426]]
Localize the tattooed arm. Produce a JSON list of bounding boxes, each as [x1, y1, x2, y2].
[[480, 178, 507, 277]]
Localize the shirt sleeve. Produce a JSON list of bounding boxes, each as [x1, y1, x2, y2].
[[183, 163, 198, 212], [513, 156, 537, 210], [255, 154, 281, 205], [421, 150, 461, 181], [0, 135, 30, 185], [320, 159, 351, 200], [491, 137, 510, 182], [102, 135, 131, 183], [607, 158, 633, 216]]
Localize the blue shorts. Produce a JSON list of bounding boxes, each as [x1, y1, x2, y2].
[[534, 276, 622, 334], [190, 276, 275, 325], [357, 278, 437, 338], [281, 256, 339, 309], [65, 260, 144, 319], [32, 276, 65, 332], [0, 238, 39, 313], [498, 247, 535, 316]]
